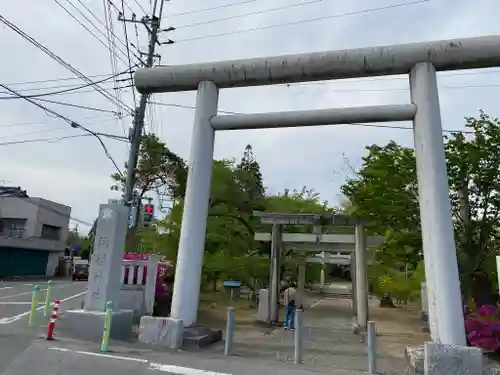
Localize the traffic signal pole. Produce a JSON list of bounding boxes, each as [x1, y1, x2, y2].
[[123, 0, 166, 225]]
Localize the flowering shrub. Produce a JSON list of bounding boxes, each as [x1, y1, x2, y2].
[[465, 304, 500, 352]]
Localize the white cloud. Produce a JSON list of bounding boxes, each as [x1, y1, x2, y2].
[[0, 0, 499, 229]]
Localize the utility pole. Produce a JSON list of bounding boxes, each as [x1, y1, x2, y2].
[[121, 0, 174, 222]]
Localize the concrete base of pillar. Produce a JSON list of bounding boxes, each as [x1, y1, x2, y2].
[[420, 311, 429, 321], [138, 316, 184, 349], [62, 309, 133, 341], [183, 325, 223, 349], [256, 289, 269, 322], [406, 343, 486, 375]]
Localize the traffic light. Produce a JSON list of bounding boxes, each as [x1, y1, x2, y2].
[[143, 204, 154, 225]]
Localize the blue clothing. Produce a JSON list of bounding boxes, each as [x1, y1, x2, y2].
[[284, 300, 296, 329]]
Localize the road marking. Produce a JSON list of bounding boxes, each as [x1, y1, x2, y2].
[[149, 363, 232, 375], [0, 302, 32, 305], [0, 286, 12, 290], [47, 347, 232, 375], [309, 299, 324, 308], [49, 347, 148, 363], [0, 291, 86, 324], [0, 283, 76, 300]]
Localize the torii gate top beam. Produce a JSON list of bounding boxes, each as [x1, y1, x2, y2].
[[135, 35, 500, 94]]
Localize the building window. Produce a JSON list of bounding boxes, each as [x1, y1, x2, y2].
[[0, 218, 27, 238], [41, 224, 61, 240]]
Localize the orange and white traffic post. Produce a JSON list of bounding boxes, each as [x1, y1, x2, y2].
[[46, 300, 60, 340]]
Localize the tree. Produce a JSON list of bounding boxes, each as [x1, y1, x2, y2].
[[446, 111, 500, 294], [341, 142, 421, 269], [341, 111, 500, 301], [66, 227, 92, 258], [235, 144, 266, 211], [110, 133, 187, 200]]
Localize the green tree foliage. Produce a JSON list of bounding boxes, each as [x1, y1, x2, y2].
[[110, 133, 187, 199], [341, 142, 421, 269], [66, 227, 92, 258], [110, 134, 334, 292], [341, 111, 500, 299]]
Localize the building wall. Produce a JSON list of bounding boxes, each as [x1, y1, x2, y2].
[[0, 197, 38, 237], [0, 196, 71, 249], [33, 197, 71, 243], [46, 252, 61, 277], [0, 196, 71, 277]]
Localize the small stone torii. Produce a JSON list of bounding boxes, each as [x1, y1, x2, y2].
[[252, 211, 382, 331]]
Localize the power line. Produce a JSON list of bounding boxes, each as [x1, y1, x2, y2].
[[0, 13, 134, 114], [163, 0, 257, 18], [174, 0, 430, 43], [104, 0, 130, 134], [3, 73, 114, 86], [31, 97, 122, 115], [0, 118, 121, 140], [74, 0, 130, 52], [0, 67, 133, 99], [0, 115, 118, 128], [148, 100, 241, 114], [120, 0, 138, 107], [175, 0, 323, 29], [130, 0, 148, 15], [0, 133, 92, 146], [23, 196, 93, 227], [53, 0, 130, 65], [0, 127, 74, 141], [0, 83, 124, 176]]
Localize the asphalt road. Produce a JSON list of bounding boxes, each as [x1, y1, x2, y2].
[[0, 279, 87, 373]]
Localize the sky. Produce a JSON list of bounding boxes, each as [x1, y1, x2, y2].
[[0, 0, 499, 232]]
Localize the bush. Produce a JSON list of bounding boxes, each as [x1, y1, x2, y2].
[[465, 304, 500, 352]]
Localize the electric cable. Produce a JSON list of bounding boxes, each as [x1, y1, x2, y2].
[[32, 97, 122, 115], [163, 0, 257, 18], [0, 67, 134, 99], [0, 115, 118, 128], [53, 0, 130, 65], [0, 83, 124, 176], [175, 0, 323, 29], [121, 0, 138, 107], [0, 13, 134, 114], [174, 0, 430, 43]]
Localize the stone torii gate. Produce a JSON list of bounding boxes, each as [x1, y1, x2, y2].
[[252, 211, 382, 331], [135, 34, 500, 348]]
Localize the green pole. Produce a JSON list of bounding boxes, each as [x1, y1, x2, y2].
[[28, 285, 40, 328], [100, 301, 113, 352], [44, 280, 52, 317]]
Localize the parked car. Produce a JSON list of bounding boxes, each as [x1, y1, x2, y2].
[[72, 263, 89, 281]]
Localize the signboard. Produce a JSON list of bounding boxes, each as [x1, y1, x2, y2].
[[223, 281, 241, 288]]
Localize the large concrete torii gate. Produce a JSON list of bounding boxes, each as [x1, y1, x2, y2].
[[135, 34, 500, 346]]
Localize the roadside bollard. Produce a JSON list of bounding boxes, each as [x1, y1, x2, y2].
[[367, 321, 377, 374], [46, 300, 60, 340], [28, 285, 40, 328], [100, 301, 113, 352], [53, 300, 60, 313], [224, 307, 235, 356], [294, 309, 303, 364], [44, 280, 52, 317]]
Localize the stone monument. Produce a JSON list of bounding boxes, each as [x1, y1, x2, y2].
[[63, 201, 134, 341]]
